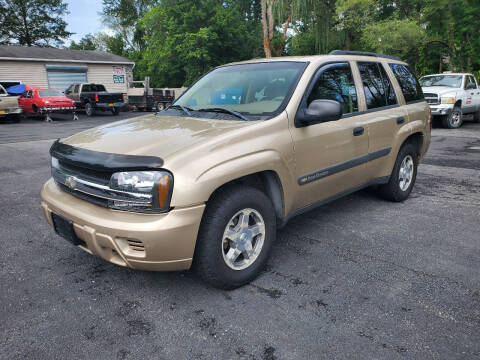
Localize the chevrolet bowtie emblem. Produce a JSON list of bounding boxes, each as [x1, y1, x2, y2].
[[65, 176, 77, 189]]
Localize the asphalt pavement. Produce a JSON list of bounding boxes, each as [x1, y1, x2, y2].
[[0, 113, 479, 360]]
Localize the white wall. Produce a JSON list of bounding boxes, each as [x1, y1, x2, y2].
[[0, 61, 134, 93]]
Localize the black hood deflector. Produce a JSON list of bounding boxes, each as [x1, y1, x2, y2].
[[49, 140, 164, 172]]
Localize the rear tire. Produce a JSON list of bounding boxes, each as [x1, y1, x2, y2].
[[473, 109, 480, 123], [378, 143, 418, 202], [442, 106, 463, 128], [85, 103, 94, 117], [194, 185, 276, 289], [156, 102, 165, 112]]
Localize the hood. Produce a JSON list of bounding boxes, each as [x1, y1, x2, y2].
[[421, 86, 460, 96], [62, 114, 252, 160]]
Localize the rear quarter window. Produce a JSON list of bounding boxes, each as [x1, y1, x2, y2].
[[389, 64, 424, 103]]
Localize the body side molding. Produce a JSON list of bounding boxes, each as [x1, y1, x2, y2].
[[298, 147, 392, 185]]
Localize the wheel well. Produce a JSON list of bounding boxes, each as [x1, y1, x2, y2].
[[455, 100, 462, 108], [403, 132, 423, 157], [207, 171, 284, 219]]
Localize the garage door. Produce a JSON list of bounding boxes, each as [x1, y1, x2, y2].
[[46, 65, 88, 91]]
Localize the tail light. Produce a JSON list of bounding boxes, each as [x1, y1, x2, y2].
[[122, 93, 125, 102], [94, 94, 99, 102], [428, 111, 433, 130]]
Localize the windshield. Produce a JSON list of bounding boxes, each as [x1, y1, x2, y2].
[[39, 90, 64, 97], [174, 62, 307, 116], [419, 75, 463, 88]]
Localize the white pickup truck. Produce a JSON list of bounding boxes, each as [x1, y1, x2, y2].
[[419, 72, 480, 128]]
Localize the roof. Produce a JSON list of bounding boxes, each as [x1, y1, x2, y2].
[[228, 54, 407, 66], [0, 45, 134, 65], [421, 73, 471, 77]]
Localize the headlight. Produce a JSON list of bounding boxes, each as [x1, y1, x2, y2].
[[109, 171, 173, 212], [441, 97, 455, 104]]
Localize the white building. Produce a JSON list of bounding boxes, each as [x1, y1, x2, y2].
[[0, 45, 134, 93]]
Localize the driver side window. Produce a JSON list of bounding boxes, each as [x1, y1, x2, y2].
[[308, 63, 358, 114]]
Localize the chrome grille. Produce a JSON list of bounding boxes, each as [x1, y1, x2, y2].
[[424, 93, 439, 105], [52, 161, 152, 207]]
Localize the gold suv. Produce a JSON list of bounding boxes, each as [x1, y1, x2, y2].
[[41, 51, 431, 289]]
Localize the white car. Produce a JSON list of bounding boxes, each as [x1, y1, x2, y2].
[[419, 73, 480, 128]]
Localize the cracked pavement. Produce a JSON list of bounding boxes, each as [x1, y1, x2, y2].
[[1, 114, 479, 359]]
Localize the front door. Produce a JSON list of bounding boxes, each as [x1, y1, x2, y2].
[[465, 75, 480, 113], [289, 62, 370, 211]]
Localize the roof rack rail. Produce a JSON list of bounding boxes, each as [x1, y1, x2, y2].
[[329, 50, 402, 61]]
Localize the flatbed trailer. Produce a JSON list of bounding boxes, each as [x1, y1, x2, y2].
[[127, 77, 183, 112]]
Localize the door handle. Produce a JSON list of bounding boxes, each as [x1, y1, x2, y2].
[[353, 127, 364, 136], [471, 92, 475, 95], [396, 116, 405, 124]]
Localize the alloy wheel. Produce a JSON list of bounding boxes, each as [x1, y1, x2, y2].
[[221, 208, 266, 271]]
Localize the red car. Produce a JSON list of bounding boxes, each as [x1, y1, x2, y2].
[[18, 86, 78, 121]]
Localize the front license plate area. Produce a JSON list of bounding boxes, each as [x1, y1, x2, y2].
[[51, 213, 81, 246]]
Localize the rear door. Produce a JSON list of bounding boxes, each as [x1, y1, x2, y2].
[[289, 62, 370, 211], [354, 61, 409, 180]]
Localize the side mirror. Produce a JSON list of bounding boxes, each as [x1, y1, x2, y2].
[[296, 99, 343, 127]]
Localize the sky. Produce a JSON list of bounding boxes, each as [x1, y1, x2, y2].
[[64, 0, 106, 44]]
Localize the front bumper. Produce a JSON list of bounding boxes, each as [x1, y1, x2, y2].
[[95, 102, 126, 110], [41, 178, 205, 271], [428, 104, 453, 116]]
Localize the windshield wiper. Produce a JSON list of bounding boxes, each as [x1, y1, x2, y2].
[[196, 107, 250, 121], [167, 104, 192, 116]]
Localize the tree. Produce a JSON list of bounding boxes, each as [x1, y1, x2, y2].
[[0, 0, 71, 46], [101, 0, 158, 52], [361, 19, 425, 70], [140, 0, 258, 87], [69, 34, 98, 51]]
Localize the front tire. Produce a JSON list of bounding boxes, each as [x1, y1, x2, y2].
[[85, 103, 94, 117], [442, 106, 463, 128], [378, 143, 418, 202], [194, 185, 276, 289]]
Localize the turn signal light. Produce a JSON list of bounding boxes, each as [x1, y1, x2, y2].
[[158, 174, 171, 208], [95, 94, 99, 101]]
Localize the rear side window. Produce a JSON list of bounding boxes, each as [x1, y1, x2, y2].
[[74, 85, 79, 93], [308, 63, 358, 114], [389, 64, 424, 103], [358, 62, 396, 109]]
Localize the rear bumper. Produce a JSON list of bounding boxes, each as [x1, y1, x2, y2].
[[95, 102, 126, 110], [38, 107, 75, 113], [0, 108, 22, 117], [41, 178, 205, 271]]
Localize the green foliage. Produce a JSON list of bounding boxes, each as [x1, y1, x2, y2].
[[69, 34, 98, 51], [95, 0, 480, 84], [139, 0, 259, 87], [360, 19, 425, 68], [0, 0, 71, 46]]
